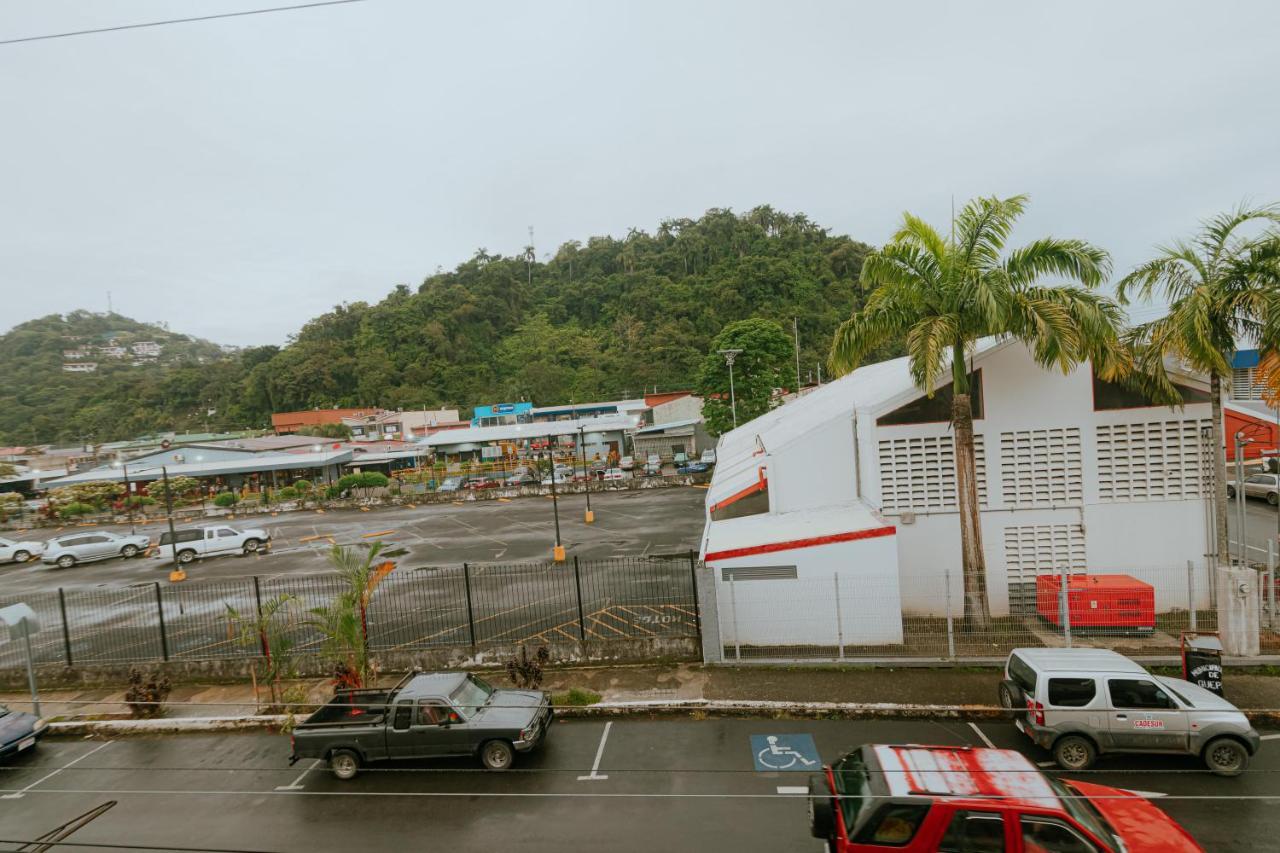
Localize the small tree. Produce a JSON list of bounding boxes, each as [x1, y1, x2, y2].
[[124, 668, 172, 719], [50, 480, 124, 510], [225, 594, 297, 710], [695, 318, 794, 436], [0, 492, 22, 522], [506, 645, 551, 689], [213, 492, 239, 508], [308, 542, 396, 688], [293, 479, 313, 507], [152, 476, 201, 506]]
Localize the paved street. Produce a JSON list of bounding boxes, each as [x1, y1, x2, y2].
[[0, 487, 709, 595], [1229, 492, 1280, 566], [0, 717, 1274, 852]]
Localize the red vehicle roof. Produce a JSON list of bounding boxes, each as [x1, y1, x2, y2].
[[871, 745, 1060, 810]]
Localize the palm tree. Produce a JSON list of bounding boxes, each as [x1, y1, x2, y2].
[[225, 593, 297, 709], [1117, 204, 1280, 566], [829, 195, 1127, 627], [308, 541, 396, 687]]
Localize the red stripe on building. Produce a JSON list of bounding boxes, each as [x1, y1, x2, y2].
[[704, 525, 896, 562]]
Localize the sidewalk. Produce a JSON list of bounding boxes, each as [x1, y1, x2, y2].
[[5, 662, 1280, 720]]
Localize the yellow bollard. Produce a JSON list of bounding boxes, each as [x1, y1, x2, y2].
[[584, 509, 595, 524], [169, 568, 187, 583], [553, 544, 566, 562]]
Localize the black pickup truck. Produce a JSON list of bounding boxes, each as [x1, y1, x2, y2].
[[290, 671, 554, 779]]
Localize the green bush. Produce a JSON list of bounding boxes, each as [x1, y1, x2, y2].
[[213, 492, 239, 508], [552, 687, 602, 707], [124, 495, 156, 508], [336, 471, 390, 493], [293, 479, 313, 492], [57, 501, 96, 519], [279, 486, 299, 500], [324, 484, 341, 500]]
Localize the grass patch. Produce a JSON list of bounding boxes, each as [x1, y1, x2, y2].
[[552, 687, 602, 707]]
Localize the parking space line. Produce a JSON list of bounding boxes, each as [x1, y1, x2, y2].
[[577, 722, 612, 781], [275, 758, 322, 791], [1, 740, 113, 800], [1261, 734, 1280, 741], [776, 786, 808, 794], [967, 722, 996, 749]]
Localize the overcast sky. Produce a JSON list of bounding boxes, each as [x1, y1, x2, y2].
[[3, 0, 1278, 346]]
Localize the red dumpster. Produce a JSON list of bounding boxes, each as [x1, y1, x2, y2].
[[1036, 573, 1155, 632]]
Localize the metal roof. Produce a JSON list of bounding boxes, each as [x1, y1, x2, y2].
[[40, 449, 354, 487], [417, 415, 641, 449], [635, 417, 702, 434]]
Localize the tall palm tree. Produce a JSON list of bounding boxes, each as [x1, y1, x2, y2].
[[1117, 204, 1280, 566], [829, 195, 1126, 627], [309, 541, 396, 687]]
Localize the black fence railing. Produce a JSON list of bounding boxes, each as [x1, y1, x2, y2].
[[0, 555, 701, 671]]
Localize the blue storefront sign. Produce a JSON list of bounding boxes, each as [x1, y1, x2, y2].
[[472, 402, 533, 424]]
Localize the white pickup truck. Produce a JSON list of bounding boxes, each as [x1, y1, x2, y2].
[[155, 525, 271, 564]]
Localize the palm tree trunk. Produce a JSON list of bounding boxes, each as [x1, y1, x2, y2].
[[952, 392, 991, 629], [1210, 372, 1229, 565]]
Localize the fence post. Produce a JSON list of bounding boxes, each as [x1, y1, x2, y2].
[[462, 563, 477, 649], [1058, 564, 1072, 648], [730, 574, 741, 661], [833, 573, 845, 660], [1268, 539, 1276, 631], [944, 570, 956, 661], [1186, 560, 1197, 632], [688, 549, 702, 637], [572, 556, 587, 641], [57, 588, 73, 666], [153, 582, 170, 662], [252, 576, 268, 656]]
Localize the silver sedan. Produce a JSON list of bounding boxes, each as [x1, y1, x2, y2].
[[1227, 472, 1279, 506], [41, 531, 152, 568]]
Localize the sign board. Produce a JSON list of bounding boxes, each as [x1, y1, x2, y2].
[[750, 734, 820, 772], [0, 603, 40, 640], [1182, 633, 1224, 697], [480, 446, 502, 459], [495, 403, 517, 414]]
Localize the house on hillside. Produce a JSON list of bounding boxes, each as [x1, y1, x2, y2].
[[700, 337, 1214, 654]]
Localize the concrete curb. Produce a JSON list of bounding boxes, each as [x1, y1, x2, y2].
[[46, 700, 1280, 734]]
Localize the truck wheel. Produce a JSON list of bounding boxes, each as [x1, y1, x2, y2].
[[808, 774, 835, 839], [1269, 492, 1278, 507], [242, 538, 261, 554], [1204, 738, 1249, 776], [121, 544, 139, 558], [1053, 735, 1096, 771], [329, 749, 360, 780], [177, 549, 196, 564], [57, 554, 76, 569], [480, 740, 514, 771]]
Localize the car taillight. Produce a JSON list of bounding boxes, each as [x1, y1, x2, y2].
[[290, 735, 296, 753], [1026, 697, 1045, 726]]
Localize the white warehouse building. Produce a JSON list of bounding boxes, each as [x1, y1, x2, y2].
[[699, 337, 1214, 655]]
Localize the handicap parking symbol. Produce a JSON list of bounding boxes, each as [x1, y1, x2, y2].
[[750, 734, 821, 772]]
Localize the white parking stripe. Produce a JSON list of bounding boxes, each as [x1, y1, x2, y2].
[[1260, 734, 1280, 741], [577, 721, 612, 781], [967, 722, 996, 749], [1, 739, 113, 800], [275, 759, 322, 791], [776, 786, 808, 794]]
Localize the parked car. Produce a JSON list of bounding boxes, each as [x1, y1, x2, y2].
[[0, 704, 48, 760], [619, 455, 635, 471], [42, 531, 151, 568], [0, 536, 43, 563], [155, 525, 270, 564], [643, 454, 662, 476], [290, 671, 553, 779], [808, 743, 1201, 852], [676, 461, 710, 475], [463, 476, 500, 490], [437, 476, 465, 492], [540, 472, 570, 486], [602, 468, 625, 481], [505, 472, 537, 486], [998, 647, 1259, 775], [1226, 472, 1279, 505], [700, 448, 717, 466], [672, 451, 688, 466]]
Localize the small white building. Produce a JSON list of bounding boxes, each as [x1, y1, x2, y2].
[[98, 346, 127, 358], [131, 341, 162, 357], [701, 338, 1214, 653], [62, 362, 98, 373]]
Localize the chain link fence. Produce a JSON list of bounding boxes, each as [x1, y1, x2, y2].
[[0, 555, 701, 671]]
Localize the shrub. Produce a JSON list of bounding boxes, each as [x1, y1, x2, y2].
[[57, 501, 96, 519], [324, 484, 341, 500], [125, 667, 172, 719], [124, 495, 157, 508], [50, 480, 124, 510], [506, 645, 551, 689], [151, 476, 201, 505], [279, 486, 299, 501], [293, 479, 313, 492], [552, 687, 602, 707], [213, 492, 239, 508]]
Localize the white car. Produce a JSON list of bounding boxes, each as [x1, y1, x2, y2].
[[540, 472, 570, 486], [42, 531, 152, 568], [700, 448, 717, 465], [619, 455, 635, 471], [155, 525, 270, 564], [602, 468, 625, 481], [0, 536, 43, 563]]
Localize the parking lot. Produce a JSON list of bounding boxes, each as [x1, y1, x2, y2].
[[0, 716, 1275, 852], [0, 487, 709, 595]]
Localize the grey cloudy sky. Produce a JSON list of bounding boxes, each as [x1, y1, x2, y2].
[[3, 0, 1278, 346]]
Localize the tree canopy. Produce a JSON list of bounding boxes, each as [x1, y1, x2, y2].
[[696, 318, 795, 436]]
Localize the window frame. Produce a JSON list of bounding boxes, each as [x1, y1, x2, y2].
[[851, 802, 933, 848], [939, 809, 1008, 853], [1018, 814, 1102, 853], [1047, 677, 1098, 708]]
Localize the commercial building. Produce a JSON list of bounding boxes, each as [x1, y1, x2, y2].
[[343, 409, 462, 441], [272, 408, 376, 435], [700, 337, 1215, 651], [471, 402, 534, 427], [632, 419, 711, 462], [419, 415, 640, 465]]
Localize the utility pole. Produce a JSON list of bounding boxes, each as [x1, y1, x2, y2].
[[793, 317, 802, 395], [546, 452, 564, 562], [1234, 432, 1252, 568], [114, 457, 134, 534], [160, 466, 185, 582], [718, 349, 742, 429], [578, 425, 594, 524]]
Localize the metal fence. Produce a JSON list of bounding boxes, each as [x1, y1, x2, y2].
[[0, 556, 701, 671], [715, 561, 1280, 662]]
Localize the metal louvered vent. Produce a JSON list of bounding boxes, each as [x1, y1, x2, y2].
[[1000, 428, 1083, 507], [1004, 523, 1087, 614], [1232, 367, 1264, 400], [1096, 419, 1211, 502], [878, 434, 987, 512], [721, 565, 798, 582]]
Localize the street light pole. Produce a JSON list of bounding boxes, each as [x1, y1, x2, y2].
[[546, 452, 565, 562], [718, 349, 743, 429], [115, 458, 135, 534], [578, 425, 593, 524], [160, 465, 185, 582]]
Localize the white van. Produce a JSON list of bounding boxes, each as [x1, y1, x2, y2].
[[999, 647, 1259, 775]]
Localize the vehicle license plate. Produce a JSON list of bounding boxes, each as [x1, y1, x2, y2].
[[17, 737, 35, 751]]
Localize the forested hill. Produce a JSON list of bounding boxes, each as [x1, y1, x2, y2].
[[1, 208, 875, 444]]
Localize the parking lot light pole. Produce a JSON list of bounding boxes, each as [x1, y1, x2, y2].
[[160, 465, 186, 583], [718, 348, 743, 429], [545, 453, 565, 562], [578, 425, 594, 524], [113, 457, 134, 534]]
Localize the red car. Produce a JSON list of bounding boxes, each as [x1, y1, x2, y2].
[[809, 744, 1200, 852]]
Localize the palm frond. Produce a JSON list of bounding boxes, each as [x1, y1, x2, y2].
[[1115, 249, 1201, 304], [955, 194, 1028, 270], [903, 314, 959, 395], [1195, 202, 1280, 271], [1003, 238, 1110, 290], [890, 212, 949, 267]]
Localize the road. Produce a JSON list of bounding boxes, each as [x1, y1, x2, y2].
[[0, 717, 1274, 852], [1228, 492, 1280, 567], [0, 486, 710, 595]]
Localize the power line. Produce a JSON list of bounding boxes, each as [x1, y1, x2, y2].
[[0, 840, 277, 853], [0, 0, 368, 47]]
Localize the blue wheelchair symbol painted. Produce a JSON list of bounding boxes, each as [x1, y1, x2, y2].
[[751, 734, 820, 771]]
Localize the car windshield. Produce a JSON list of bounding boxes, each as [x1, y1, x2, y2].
[[450, 675, 495, 717], [1049, 778, 1122, 848], [831, 750, 873, 833]]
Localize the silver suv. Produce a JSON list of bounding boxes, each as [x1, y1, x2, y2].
[[999, 647, 1260, 776], [42, 531, 151, 568], [1227, 472, 1279, 506]]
